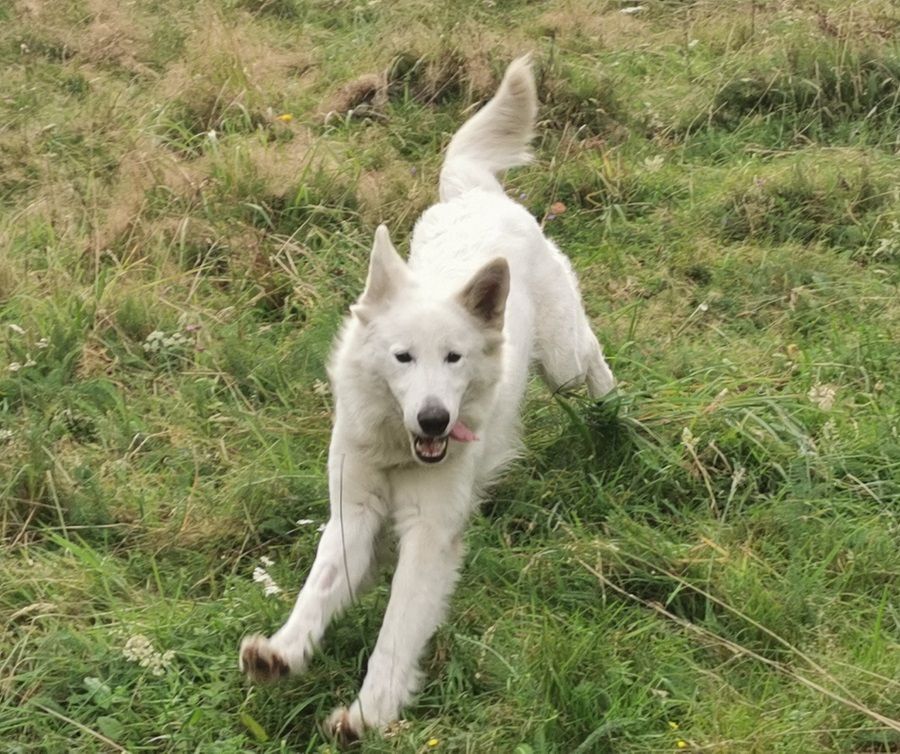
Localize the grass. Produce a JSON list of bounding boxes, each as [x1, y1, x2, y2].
[[1, 0, 899, 751]]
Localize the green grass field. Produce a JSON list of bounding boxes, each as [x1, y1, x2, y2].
[[1, 0, 899, 751]]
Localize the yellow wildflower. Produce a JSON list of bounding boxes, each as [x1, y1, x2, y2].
[[676, 741, 688, 749], [276, 113, 293, 123], [427, 738, 439, 747]]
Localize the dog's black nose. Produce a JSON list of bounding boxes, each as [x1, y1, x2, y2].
[[417, 405, 450, 437]]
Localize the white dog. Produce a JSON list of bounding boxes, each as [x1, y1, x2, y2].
[[239, 55, 615, 742]]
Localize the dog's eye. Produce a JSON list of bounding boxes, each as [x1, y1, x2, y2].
[[395, 352, 413, 363], [446, 352, 462, 363]]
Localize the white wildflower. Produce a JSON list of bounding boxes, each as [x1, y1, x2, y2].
[[619, 5, 644, 14], [688, 39, 699, 49], [143, 330, 164, 353], [8, 324, 25, 336], [8, 362, 22, 372], [681, 427, 697, 451], [296, 518, 315, 526], [144, 329, 190, 354], [642, 155, 664, 173], [868, 220, 899, 261], [123, 634, 175, 676], [821, 419, 838, 445], [36, 337, 49, 349], [148, 649, 176, 675], [259, 555, 275, 567], [253, 564, 282, 597], [312, 379, 330, 397], [123, 634, 153, 662], [808, 384, 837, 411]]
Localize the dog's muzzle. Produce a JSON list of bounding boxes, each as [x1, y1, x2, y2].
[[410, 419, 479, 464], [413, 402, 451, 463]]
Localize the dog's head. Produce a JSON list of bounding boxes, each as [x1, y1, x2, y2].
[[350, 225, 508, 465]]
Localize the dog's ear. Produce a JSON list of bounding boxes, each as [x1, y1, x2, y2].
[[351, 225, 408, 323], [458, 257, 509, 330]]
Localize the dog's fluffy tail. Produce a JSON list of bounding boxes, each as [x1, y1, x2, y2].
[[439, 55, 537, 201]]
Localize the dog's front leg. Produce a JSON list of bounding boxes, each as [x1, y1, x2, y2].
[[240, 451, 387, 682], [326, 470, 472, 742]]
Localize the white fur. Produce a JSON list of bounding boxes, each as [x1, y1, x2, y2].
[[239, 55, 615, 741]]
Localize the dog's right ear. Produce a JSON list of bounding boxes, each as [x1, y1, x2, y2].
[[351, 225, 408, 324]]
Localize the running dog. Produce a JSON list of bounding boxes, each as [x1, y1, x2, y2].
[[239, 55, 615, 742]]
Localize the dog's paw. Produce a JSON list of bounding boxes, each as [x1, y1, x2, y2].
[[239, 634, 290, 683], [325, 705, 362, 746]]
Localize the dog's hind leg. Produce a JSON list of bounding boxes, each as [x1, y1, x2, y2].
[[535, 243, 615, 398], [239, 453, 387, 683]]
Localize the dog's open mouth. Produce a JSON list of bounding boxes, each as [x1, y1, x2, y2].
[[412, 421, 479, 464], [413, 435, 449, 463]]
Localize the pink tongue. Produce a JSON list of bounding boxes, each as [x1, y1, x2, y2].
[[449, 421, 478, 442]]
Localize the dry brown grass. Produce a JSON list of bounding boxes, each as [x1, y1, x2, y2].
[[16, 0, 155, 74], [79, 0, 157, 75], [384, 21, 517, 104], [356, 164, 433, 228], [318, 73, 388, 121], [314, 18, 526, 115], [90, 137, 210, 253], [241, 132, 318, 197], [0, 257, 18, 304], [155, 13, 315, 128], [536, 2, 652, 48]]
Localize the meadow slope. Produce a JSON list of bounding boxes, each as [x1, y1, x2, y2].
[[1, 0, 899, 751]]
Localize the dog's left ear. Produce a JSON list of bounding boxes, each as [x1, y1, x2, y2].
[[458, 257, 509, 330], [352, 225, 409, 323]]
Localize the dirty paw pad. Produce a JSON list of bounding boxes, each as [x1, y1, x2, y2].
[[325, 706, 361, 746], [239, 635, 289, 683]]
